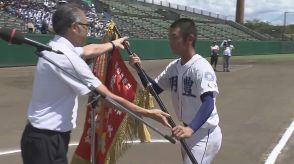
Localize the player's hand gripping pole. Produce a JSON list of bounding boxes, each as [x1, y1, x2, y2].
[[113, 26, 198, 164]]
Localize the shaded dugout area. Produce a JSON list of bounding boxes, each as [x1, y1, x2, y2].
[[0, 55, 294, 164]]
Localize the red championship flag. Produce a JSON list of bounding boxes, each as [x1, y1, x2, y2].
[[72, 23, 152, 164]]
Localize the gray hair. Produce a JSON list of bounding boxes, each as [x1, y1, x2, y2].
[[52, 3, 83, 35]]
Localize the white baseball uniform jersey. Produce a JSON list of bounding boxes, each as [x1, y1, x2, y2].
[[155, 54, 219, 129], [155, 54, 222, 164]]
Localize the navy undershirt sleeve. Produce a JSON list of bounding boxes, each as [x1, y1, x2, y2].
[[188, 91, 214, 132], [138, 71, 163, 94]]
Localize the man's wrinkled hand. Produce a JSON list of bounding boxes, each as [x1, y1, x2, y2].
[[147, 109, 171, 128], [113, 36, 128, 49]]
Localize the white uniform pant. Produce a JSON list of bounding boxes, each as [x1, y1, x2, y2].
[[182, 126, 222, 164]]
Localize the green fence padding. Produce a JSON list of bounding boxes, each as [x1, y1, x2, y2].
[[1, 34, 294, 67]]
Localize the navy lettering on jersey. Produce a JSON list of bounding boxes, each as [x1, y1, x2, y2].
[[183, 76, 196, 97], [169, 76, 178, 92]]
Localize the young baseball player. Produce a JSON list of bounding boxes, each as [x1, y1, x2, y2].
[[129, 18, 222, 164]]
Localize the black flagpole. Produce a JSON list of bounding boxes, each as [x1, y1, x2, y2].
[[113, 25, 198, 164]]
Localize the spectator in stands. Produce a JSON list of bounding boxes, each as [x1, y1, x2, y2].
[[27, 20, 35, 33], [220, 39, 234, 72], [210, 41, 219, 71], [0, 1, 5, 9], [40, 20, 48, 34]]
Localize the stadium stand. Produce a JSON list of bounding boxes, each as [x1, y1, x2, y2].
[[98, 0, 268, 40], [0, 0, 105, 37], [0, 10, 26, 32], [0, 0, 271, 41]]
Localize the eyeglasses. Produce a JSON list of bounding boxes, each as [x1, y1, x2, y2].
[[75, 22, 90, 28]]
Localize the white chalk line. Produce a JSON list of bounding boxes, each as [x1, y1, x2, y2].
[[0, 139, 170, 156], [264, 119, 294, 164], [2, 120, 293, 163]]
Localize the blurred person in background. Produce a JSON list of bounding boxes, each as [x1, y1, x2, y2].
[[210, 41, 219, 71], [221, 39, 234, 72]]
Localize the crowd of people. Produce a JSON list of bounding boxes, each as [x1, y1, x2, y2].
[[0, 0, 105, 37]]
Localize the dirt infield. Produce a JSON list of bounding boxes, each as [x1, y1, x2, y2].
[[0, 54, 294, 164]]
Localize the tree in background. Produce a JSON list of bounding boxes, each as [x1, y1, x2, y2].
[[244, 19, 294, 40]]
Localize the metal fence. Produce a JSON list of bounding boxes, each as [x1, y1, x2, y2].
[[137, 0, 228, 20]]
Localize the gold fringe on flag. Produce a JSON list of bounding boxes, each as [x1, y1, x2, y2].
[[103, 89, 153, 164], [100, 22, 152, 164]]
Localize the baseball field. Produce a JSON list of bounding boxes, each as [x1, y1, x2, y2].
[[0, 53, 293, 164]]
